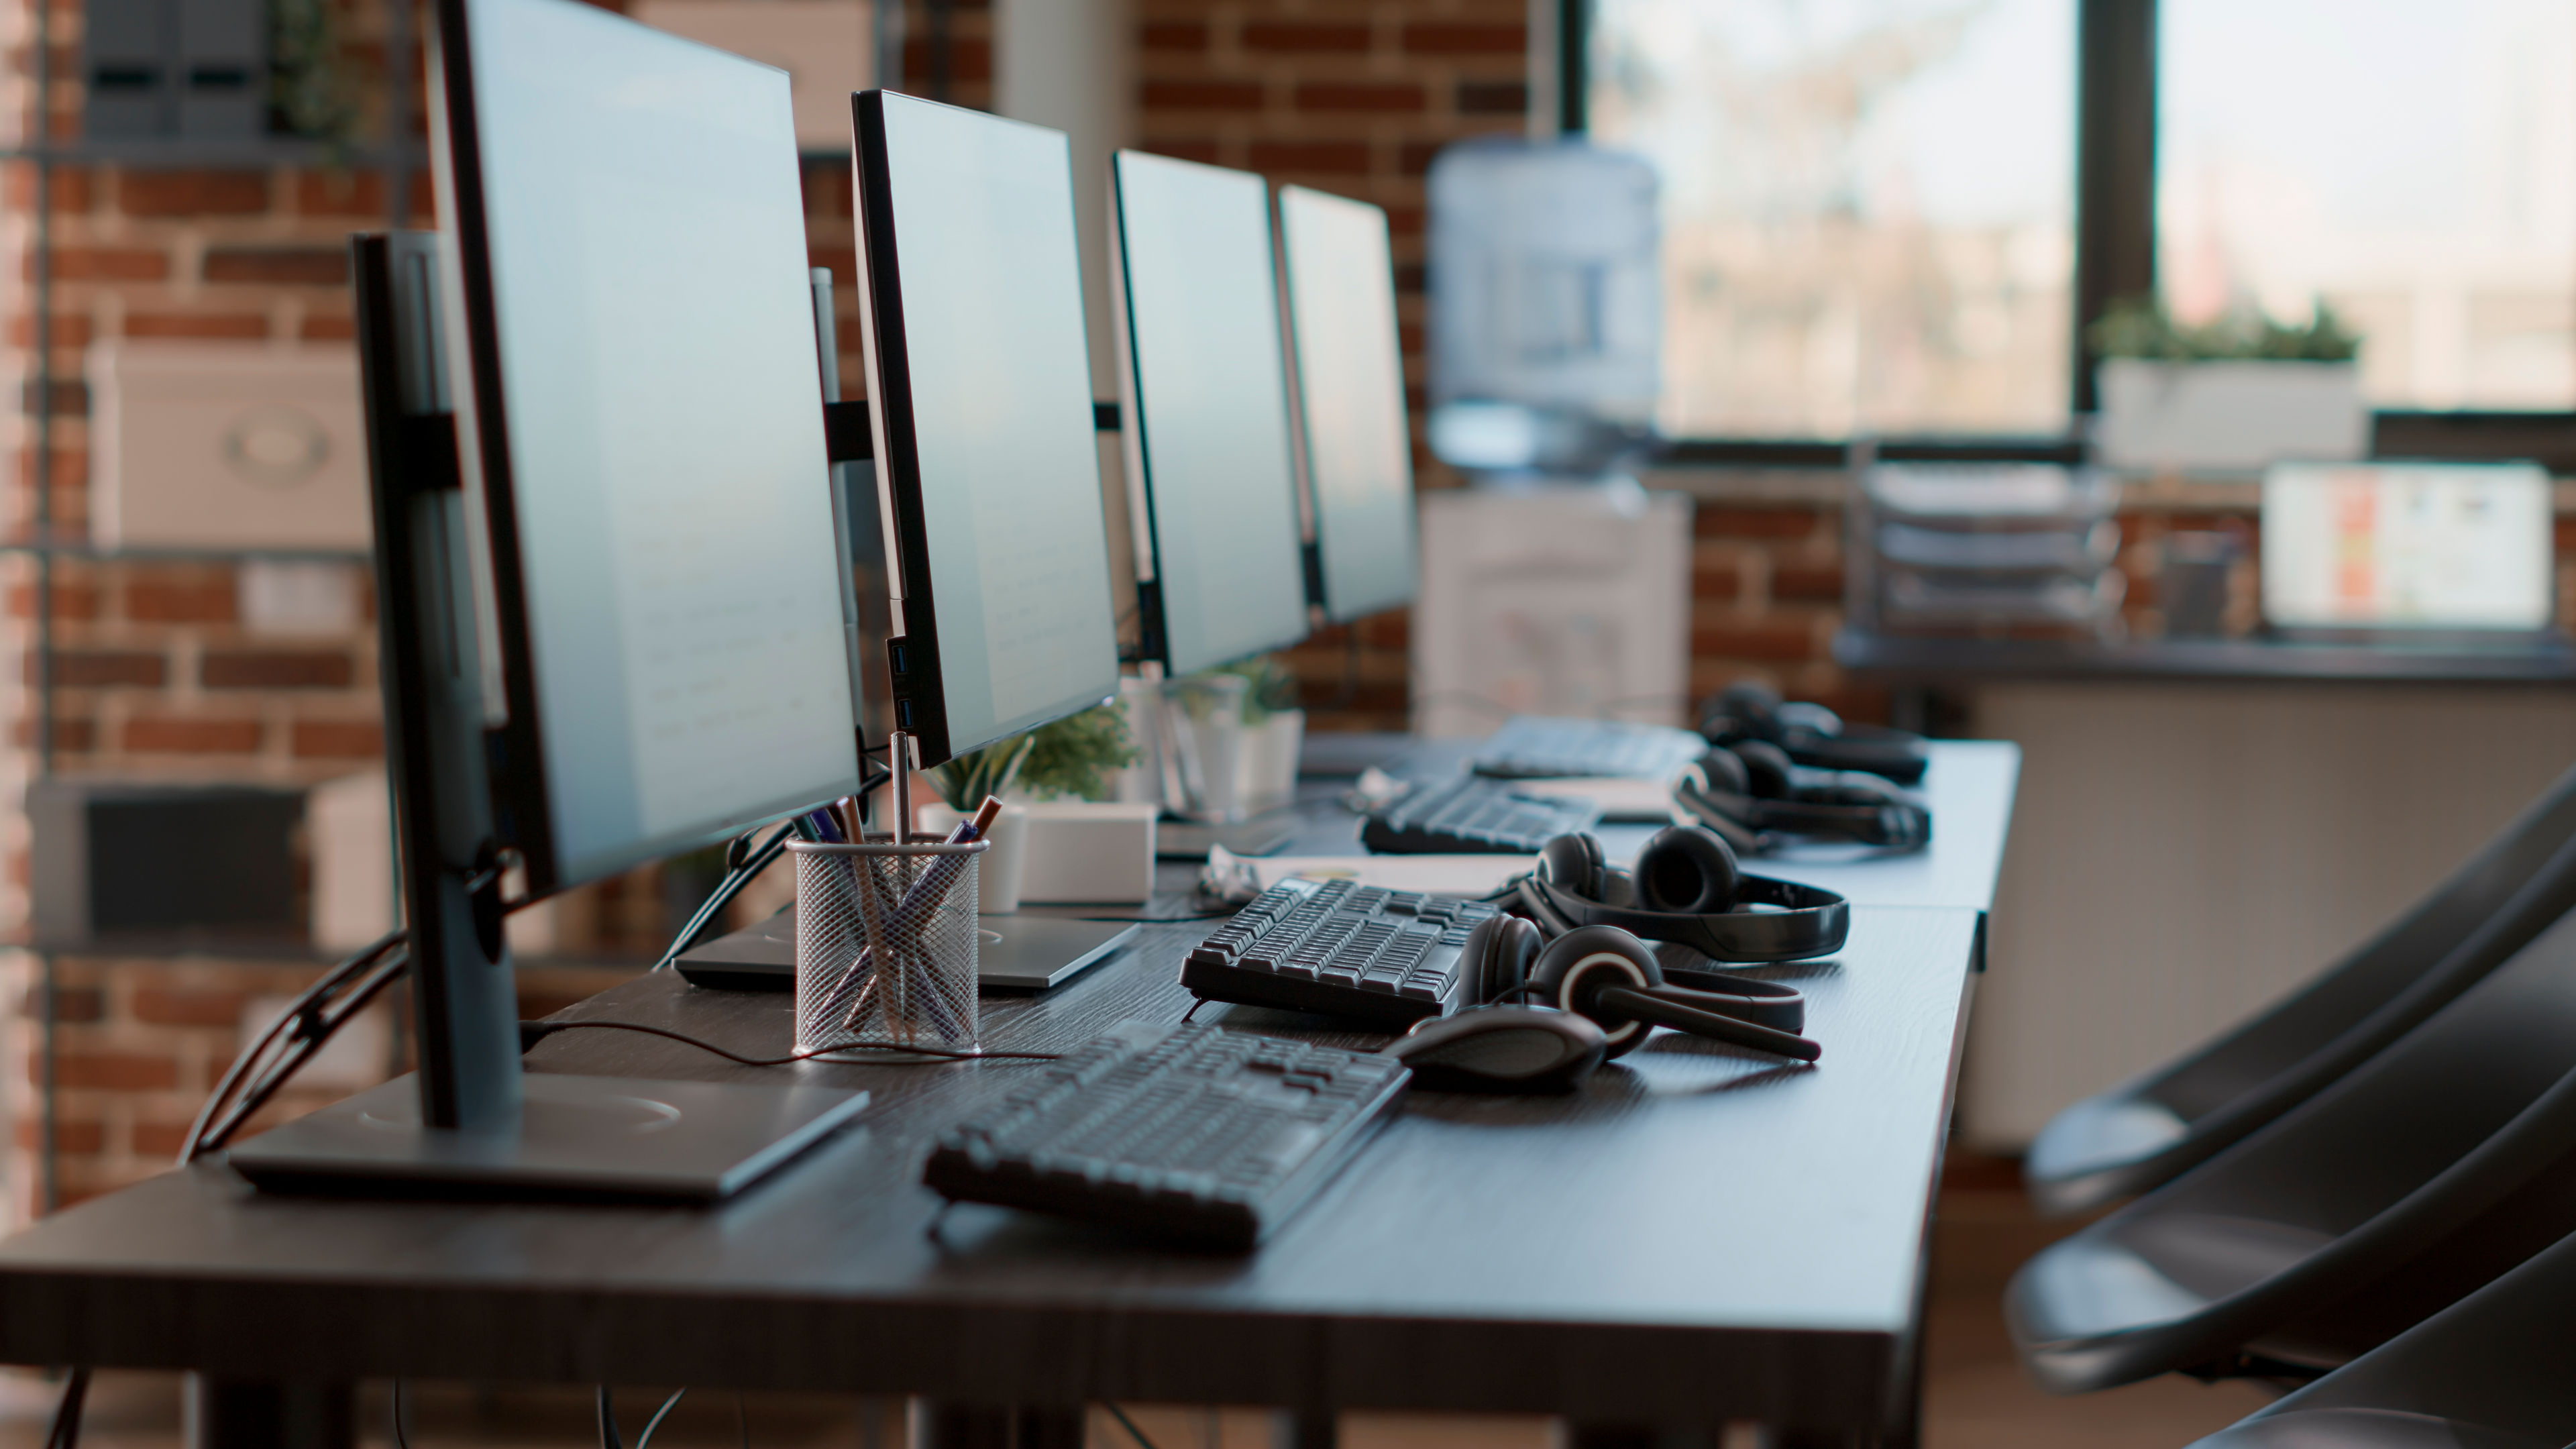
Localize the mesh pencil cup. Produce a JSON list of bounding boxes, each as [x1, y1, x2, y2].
[[790, 835, 985, 1056]]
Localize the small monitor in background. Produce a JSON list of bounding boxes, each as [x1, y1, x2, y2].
[[1277, 184, 1419, 624], [851, 90, 1123, 768], [2260, 462, 2556, 637], [435, 0, 862, 897], [1110, 150, 1311, 676]]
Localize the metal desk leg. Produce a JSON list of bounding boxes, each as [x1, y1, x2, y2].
[[906, 1399, 1085, 1449], [183, 1375, 355, 1449]]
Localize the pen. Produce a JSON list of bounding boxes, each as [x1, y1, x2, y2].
[[843, 795, 1003, 1038]]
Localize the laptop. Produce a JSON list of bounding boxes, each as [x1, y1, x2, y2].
[[2260, 461, 2558, 647], [675, 907, 1140, 992]]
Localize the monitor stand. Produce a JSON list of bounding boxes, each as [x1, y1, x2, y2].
[[221, 232, 868, 1202]]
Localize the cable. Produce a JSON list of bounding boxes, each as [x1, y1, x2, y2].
[[736, 1393, 751, 1449], [1103, 1403, 1163, 1449], [635, 1388, 688, 1449], [598, 1385, 623, 1449], [42, 1368, 87, 1449], [182, 930, 412, 1164], [521, 1019, 1062, 1065], [652, 820, 799, 972], [391, 1379, 412, 1449]]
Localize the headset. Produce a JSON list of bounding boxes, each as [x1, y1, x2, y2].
[[1671, 743, 1933, 854], [1508, 826, 1850, 970], [1458, 914, 1821, 1062], [1699, 679, 1929, 786]]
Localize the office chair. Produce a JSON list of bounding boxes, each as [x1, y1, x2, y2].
[[2185, 1226, 2576, 1449], [2008, 895, 2576, 1394], [2025, 763, 2576, 1216]]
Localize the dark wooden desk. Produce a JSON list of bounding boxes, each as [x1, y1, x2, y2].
[[0, 898, 1981, 1444], [1835, 628, 2576, 686]]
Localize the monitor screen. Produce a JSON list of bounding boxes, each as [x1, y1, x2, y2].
[[1277, 184, 1418, 623], [1110, 151, 1311, 676], [2260, 462, 2555, 632], [852, 91, 1122, 767], [432, 0, 861, 893]]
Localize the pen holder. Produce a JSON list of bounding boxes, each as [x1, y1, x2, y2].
[[790, 835, 986, 1056]]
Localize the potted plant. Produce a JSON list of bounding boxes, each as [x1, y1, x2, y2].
[[1214, 655, 1305, 817], [922, 704, 1139, 911], [2090, 297, 2367, 474]]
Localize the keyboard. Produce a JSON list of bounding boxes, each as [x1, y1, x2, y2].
[[1361, 773, 1603, 854], [1469, 715, 1710, 781], [922, 1020, 1409, 1248], [1180, 877, 1505, 1028]]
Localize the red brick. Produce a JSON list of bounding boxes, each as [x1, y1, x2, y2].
[[301, 315, 356, 342], [1242, 21, 1370, 52], [11, 715, 95, 751], [9, 312, 93, 347], [122, 716, 263, 754], [801, 163, 851, 219], [1140, 21, 1206, 51], [130, 1122, 191, 1159], [42, 247, 167, 282], [1295, 83, 1426, 113], [1693, 617, 1825, 662], [115, 169, 268, 216], [1770, 560, 1846, 603], [1357, 608, 1410, 650], [292, 169, 384, 217], [202, 248, 349, 286], [1142, 80, 1265, 112], [1404, 22, 1527, 54], [125, 576, 237, 623], [1387, 207, 1425, 238], [41, 1052, 178, 1091], [1456, 81, 1528, 115], [123, 313, 268, 340], [1695, 506, 1825, 539], [21, 985, 103, 1023], [1247, 140, 1371, 176], [201, 650, 355, 690], [5, 161, 93, 211], [1691, 560, 1743, 601], [292, 720, 384, 758], [900, 36, 991, 83], [36, 650, 164, 687], [810, 245, 855, 287], [1400, 142, 1446, 176], [14, 1118, 104, 1155], [133, 986, 249, 1027], [8, 580, 99, 620], [1140, 137, 1222, 164]]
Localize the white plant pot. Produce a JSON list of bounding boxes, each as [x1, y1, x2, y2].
[[916, 802, 1028, 914], [2095, 359, 2367, 474], [1015, 801, 1159, 904], [1234, 709, 1304, 816]]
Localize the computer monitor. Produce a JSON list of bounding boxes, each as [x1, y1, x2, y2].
[[2261, 461, 2555, 635], [850, 91, 1124, 768], [433, 0, 863, 897], [1109, 150, 1311, 676], [1277, 184, 1419, 623]]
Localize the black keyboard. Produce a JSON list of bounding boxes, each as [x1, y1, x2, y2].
[[1362, 774, 1603, 854], [1470, 715, 1709, 780], [922, 1020, 1409, 1249], [1180, 877, 1505, 1028]]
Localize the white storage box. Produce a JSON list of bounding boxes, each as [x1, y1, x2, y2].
[[1017, 802, 1158, 904], [92, 343, 371, 551], [2095, 359, 2368, 474]]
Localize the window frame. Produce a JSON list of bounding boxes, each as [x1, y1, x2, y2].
[[1566, 0, 2576, 465]]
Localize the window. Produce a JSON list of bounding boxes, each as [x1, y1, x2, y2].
[[2159, 0, 2576, 411], [1589, 0, 2077, 439]]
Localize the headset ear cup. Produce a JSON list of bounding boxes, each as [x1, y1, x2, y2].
[[1717, 680, 1784, 739], [1691, 747, 1750, 796], [1731, 740, 1795, 798], [1635, 824, 1743, 916], [1528, 926, 1665, 1060], [1538, 833, 1608, 900], [1460, 914, 1543, 1004]]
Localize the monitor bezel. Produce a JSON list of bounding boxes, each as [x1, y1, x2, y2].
[[431, 0, 861, 896], [1108, 148, 1314, 676]]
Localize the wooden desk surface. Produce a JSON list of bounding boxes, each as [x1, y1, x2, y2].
[[0, 903, 1982, 1432]]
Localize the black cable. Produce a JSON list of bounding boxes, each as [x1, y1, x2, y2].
[[1075, 910, 1235, 923], [635, 1387, 688, 1448], [43, 1368, 87, 1449], [523, 1019, 1062, 1065], [598, 1385, 623, 1449], [652, 820, 798, 972], [1103, 1403, 1162, 1449], [1179, 999, 1206, 1024], [184, 932, 412, 1163], [392, 1379, 412, 1449], [736, 1393, 751, 1449]]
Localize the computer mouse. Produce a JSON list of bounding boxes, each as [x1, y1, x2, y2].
[[1385, 1008, 1607, 1093]]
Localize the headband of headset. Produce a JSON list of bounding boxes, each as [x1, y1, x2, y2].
[[1516, 870, 1849, 965], [1672, 774, 1932, 852]]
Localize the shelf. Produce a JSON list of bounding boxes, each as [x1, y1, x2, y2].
[[1835, 627, 2576, 686], [0, 531, 371, 563], [0, 138, 427, 169]]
